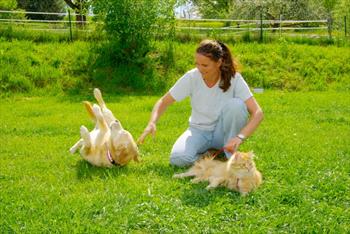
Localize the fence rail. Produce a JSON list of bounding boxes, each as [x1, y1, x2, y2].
[[0, 10, 348, 41], [0, 10, 84, 16]]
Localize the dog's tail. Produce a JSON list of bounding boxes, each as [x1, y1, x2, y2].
[[83, 101, 96, 122], [94, 88, 106, 110]]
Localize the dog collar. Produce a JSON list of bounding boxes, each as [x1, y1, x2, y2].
[[106, 149, 117, 165]]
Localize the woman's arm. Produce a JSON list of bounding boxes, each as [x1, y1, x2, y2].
[[239, 97, 264, 138], [224, 96, 264, 153], [137, 92, 176, 144]]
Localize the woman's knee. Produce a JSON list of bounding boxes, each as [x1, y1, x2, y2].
[[169, 152, 196, 167]]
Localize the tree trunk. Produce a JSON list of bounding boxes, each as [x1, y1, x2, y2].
[[64, 0, 86, 28]]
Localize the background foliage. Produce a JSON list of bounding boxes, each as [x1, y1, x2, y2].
[[0, 0, 25, 19], [92, 0, 176, 64], [190, 0, 350, 21], [17, 0, 66, 20]]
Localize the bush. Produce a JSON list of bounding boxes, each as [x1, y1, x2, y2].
[[0, 0, 26, 20], [93, 0, 176, 64], [88, 0, 176, 92]]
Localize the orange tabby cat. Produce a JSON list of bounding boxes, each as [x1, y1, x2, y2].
[[173, 151, 262, 196]]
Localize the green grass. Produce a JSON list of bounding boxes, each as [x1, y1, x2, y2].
[[1, 40, 350, 95], [1, 91, 349, 233]]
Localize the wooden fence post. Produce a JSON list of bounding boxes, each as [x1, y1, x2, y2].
[[345, 16, 347, 37], [327, 17, 332, 40], [68, 9, 73, 42], [279, 14, 282, 37], [260, 9, 263, 42]]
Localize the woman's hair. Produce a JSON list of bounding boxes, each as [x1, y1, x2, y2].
[[196, 39, 238, 92]]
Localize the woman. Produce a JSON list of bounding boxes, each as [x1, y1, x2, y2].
[[138, 39, 263, 167]]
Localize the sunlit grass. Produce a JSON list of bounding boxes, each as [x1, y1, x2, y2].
[[1, 40, 350, 95], [0, 91, 349, 232]]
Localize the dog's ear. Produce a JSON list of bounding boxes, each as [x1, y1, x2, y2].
[[83, 101, 96, 122], [133, 154, 141, 163], [132, 147, 141, 163]]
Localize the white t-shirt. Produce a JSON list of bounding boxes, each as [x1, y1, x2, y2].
[[169, 68, 253, 131]]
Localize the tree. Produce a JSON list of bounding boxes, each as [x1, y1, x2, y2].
[[63, 0, 92, 27], [0, 0, 17, 10], [0, 0, 26, 19], [335, 0, 350, 17], [191, 0, 333, 20], [17, 0, 65, 20], [192, 0, 233, 18], [335, 0, 350, 34], [231, 0, 323, 20], [322, 0, 338, 39]]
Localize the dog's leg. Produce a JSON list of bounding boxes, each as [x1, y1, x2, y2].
[[110, 121, 123, 149], [93, 104, 109, 147], [94, 88, 118, 126], [93, 88, 106, 109], [133, 152, 140, 163], [80, 126, 91, 148], [69, 139, 84, 154], [110, 121, 122, 132], [93, 104, 108, 130], [83, 101, 96, 124]]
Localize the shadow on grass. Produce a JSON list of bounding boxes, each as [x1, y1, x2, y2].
[[135, 161, 180, 178], [75, 160, 131, 180], [179, 184, 241, 207]]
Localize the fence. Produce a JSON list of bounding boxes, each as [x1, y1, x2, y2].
[[0, 10, 348, 42], [176, 16, 348, 41], [0, 10, 93, 41]]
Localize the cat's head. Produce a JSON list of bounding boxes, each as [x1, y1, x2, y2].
[[227, 151, 256, 173]]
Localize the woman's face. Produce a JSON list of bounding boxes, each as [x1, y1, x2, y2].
[[195, 53, 221, 80]]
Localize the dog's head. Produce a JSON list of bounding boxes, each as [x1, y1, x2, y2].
[[109, 121, 140, 166]]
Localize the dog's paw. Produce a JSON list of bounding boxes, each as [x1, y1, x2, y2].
[[93, 88, 102, 100], [69, 146, 77, 154], [92, 104, 103, 117], [110, 121, 122, 131], [80, 126, 89, 135]]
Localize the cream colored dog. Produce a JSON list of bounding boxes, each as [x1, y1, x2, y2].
[[69, 88, 139, 167]]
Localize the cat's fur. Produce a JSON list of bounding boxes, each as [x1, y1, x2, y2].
[[173, 151, 262, 196], [69, 88, 139, 167]]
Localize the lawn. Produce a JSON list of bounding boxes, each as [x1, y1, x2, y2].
[[0, 90, 349, 233]]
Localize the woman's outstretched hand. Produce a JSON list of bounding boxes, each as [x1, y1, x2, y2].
[[224, 137, 243, 154], [137, 122, 156, 144]]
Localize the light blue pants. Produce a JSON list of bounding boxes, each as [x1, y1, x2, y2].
[[170, 98, 249, 167]]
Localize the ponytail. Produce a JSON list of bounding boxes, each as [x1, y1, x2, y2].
[[216, 41, 238, 92], [196, 40, 238, 92]]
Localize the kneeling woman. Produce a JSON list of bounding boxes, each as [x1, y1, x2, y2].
[[138, 39, 264, 167]]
